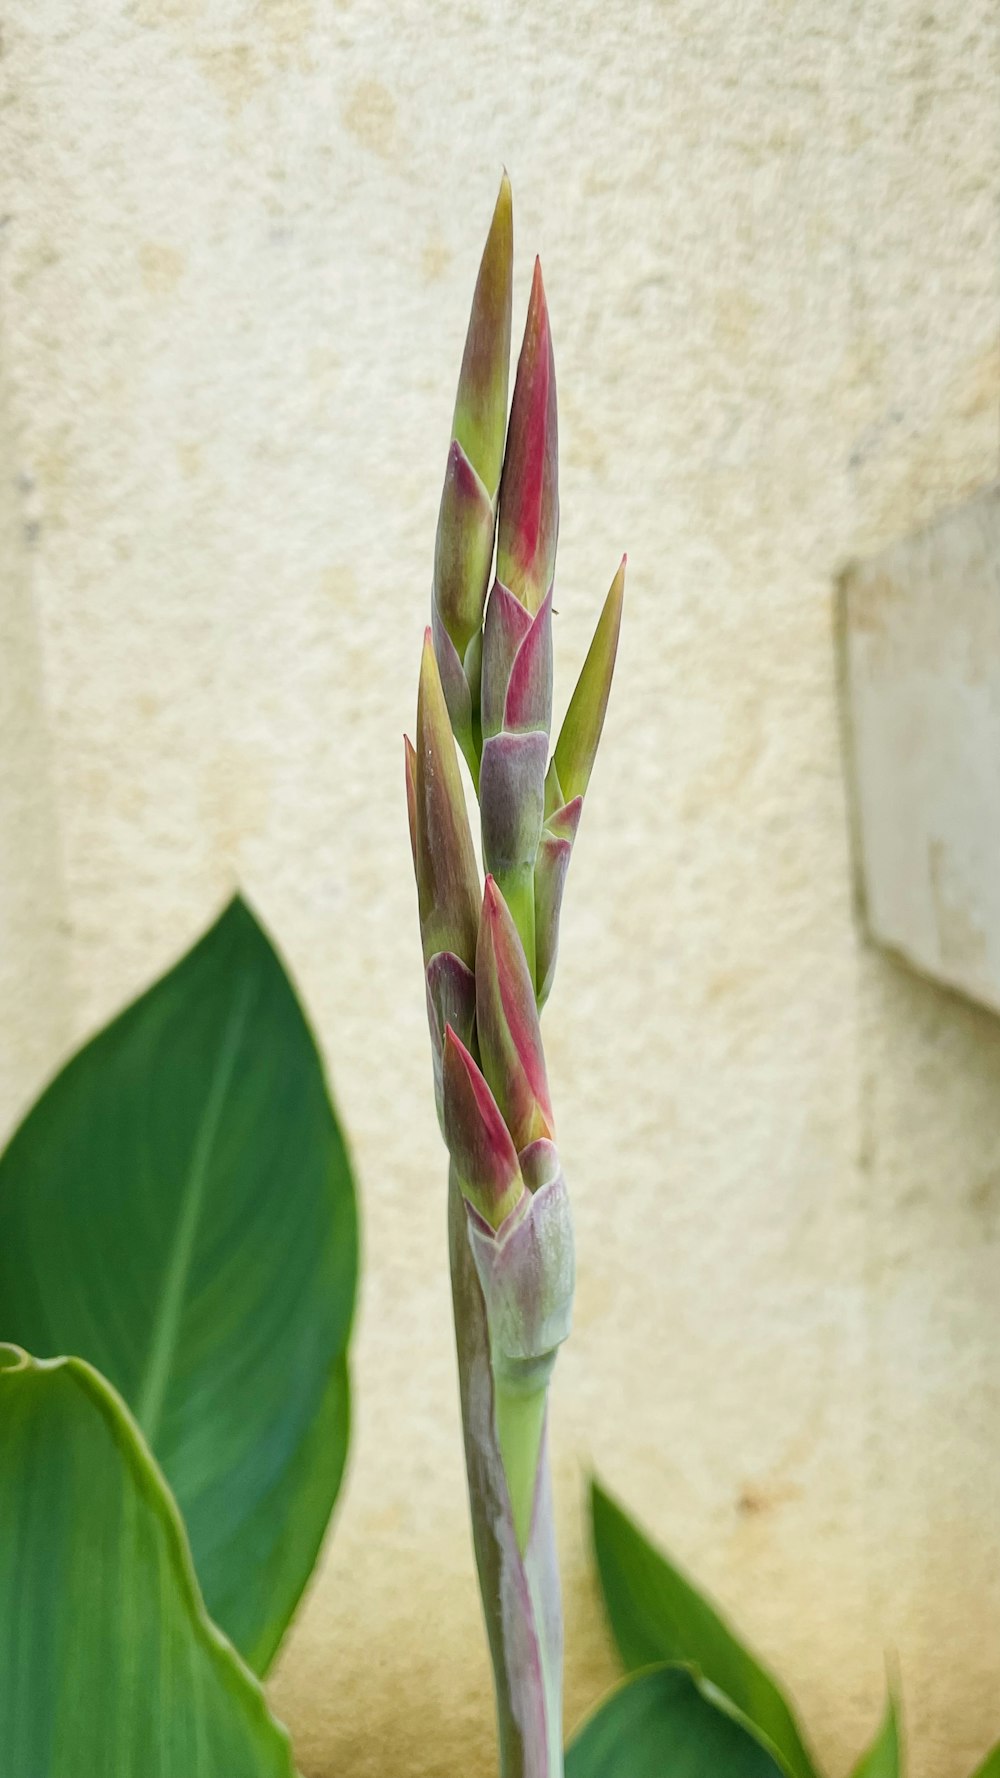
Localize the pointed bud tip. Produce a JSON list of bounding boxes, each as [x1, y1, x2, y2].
[[494, 170, 513, 228], [527, 258, 551, 343], [607, 556, 627, 617], [483, 873, 503, 918]]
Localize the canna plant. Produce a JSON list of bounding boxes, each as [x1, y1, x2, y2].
[[3, 179, 998, 1778], [406, 176, 625, 1778]]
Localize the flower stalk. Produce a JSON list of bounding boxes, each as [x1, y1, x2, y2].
[[406, 181, 623, 1778]]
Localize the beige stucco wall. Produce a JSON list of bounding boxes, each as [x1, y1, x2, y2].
[[2, 4, 998, 1774]]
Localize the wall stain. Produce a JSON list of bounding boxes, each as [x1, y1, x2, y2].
[[138, 242, 186, 296], [196, 42, 264, 115], [735, 1479, 802, 1517], [845, 568, 903, 642], [343, 80, 397, 159], [421, 238, 452, 285]]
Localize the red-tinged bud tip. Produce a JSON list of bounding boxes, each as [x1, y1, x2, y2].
[[442, 1025, 524, 1227], [496, 260, 558, 615], [477, 876, 554, 1148], [553, 558, 625, 805]]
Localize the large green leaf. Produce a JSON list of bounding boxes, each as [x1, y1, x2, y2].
[[850, 1691, 901, 1778], [0, 1345, 296, 1776], [590, 1482, 819, 1778], [566, 1664, 787, 1778], [0, 896, 358, 1673]]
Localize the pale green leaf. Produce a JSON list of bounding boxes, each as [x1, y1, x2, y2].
[[567, 1663, 787, 1778], [591, 1481, 819, 1778], [0, 896, 358, 1673], [0, 1345, 296, 1777], [850, 1689, 901, 1778]]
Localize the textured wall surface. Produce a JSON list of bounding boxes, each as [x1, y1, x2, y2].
[[1, 4, 998, 1775]]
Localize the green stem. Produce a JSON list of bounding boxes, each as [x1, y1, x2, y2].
[[448, 1170, 564, 1778], [494, 1376, 548, 1553]]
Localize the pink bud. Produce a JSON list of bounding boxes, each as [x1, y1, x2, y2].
[[496, 259, 558, 615], [442, 1025, 524, 1228], [476, 876, 554, 1150]]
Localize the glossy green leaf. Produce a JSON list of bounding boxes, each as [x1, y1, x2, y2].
[[591, 1482, 819, 1778], [850, 1690, 901, 1778], [0, 1345, 296, 1776], [0, 896, 358, 1673], [566, 1664, 787, 1778]]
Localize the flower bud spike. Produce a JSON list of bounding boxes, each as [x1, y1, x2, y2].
[[497, 259, 558, 615], [451, 173, 513, 501], [553, 556, 626, 804], [432, 179, 513, 776], [442, 1024, 525, 1229], [412, 630, 481, 968], [477, 875, 554, 1151]]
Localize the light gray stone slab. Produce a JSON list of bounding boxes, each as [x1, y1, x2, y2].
[[842, 487, 1000, 1010]]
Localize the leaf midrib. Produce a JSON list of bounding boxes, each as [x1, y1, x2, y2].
[[134, 984, 253, 1447]]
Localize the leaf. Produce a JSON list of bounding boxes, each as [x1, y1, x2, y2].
[[971, 1749, 1000, 1778], [0, 1344, 296, 1776], [590, 1481, 819, 1778], [566, 1664, 787, 1778], [850, 1689, 901, 1778], [0, 896, 358, 1673]]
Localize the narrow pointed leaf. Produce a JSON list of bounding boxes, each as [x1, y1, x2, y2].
[[451, 172, 513, 497], [0, 897, 358, 1675], [851, 1690, 901, 1778], [0, 1346, 296, 1776], [566, 1664, 787, 1778], [497, 258, 558, 613], [554, 558, 625, 804], [591, 1482, 819, 1778]]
